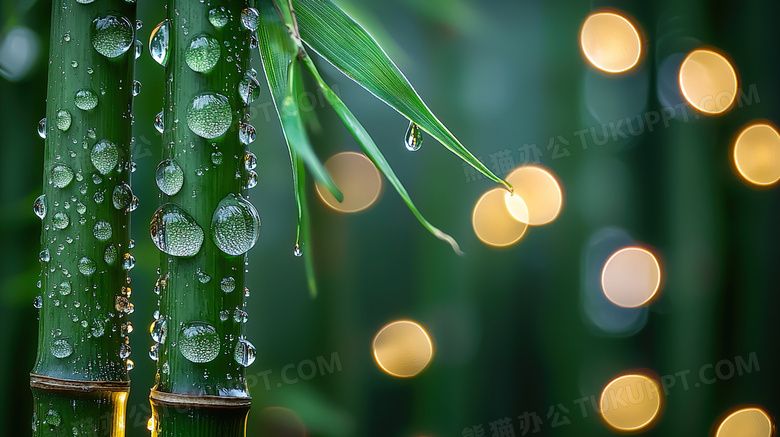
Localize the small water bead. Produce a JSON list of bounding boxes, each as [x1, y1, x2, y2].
[[51, 164, 75, 188], [244, 152, 257, 170], [149, 343, 159, 361], [91, 320, 105, 337], [211, 194, 261, 256], [112, 182, 133, 210], [240, 8, 260, 31], [150, 317, 167, 343], [208, 7, 231, 28], [104, 244, 118, 264], [197, 268, 211, 283], [123, 321, 134, 335], [39, 249, 50, 262], [92, 221, 112, 241], [37, 118, 46, 139], [134, 39, 142, 59], [126, 359, 134, 371], [80, 320, 88, 328], [91, 140, 119, 175], [179, 322, 220, 363], [149, 20, 170, 66], [238, 122, 256, 145], [92, 173, 103, 185], [154, 110, 164, 133], [78, 257, 97, 275], [220, 276, 236, 293], [233, 308, 248, 323], [45, 409, 62, 427], [115, 296, 132, 314], [123, 253, 135, 271], [234, 338, 257, 367], [50, 339, 73, 359], [91, 13, 134, 58], [128, 195, 139, 212], [59, 281, 72, 296], [71, 60, 78, 68], [119, 343, 131, 359], [404, 121, 423, 152], [185, 33, 221, 73], [219, 310, 230, 322], [128, 239, 135, 249], [74, 89, 98, 110], [246, 171, 258, 189], [238, 71, 261, 105], [33, 296, 43, 309], [34, 194, 47, 219], [56, 109, 72, 131], [76, 202, 86, 214], [93, 189, 105, 204], [294, 243, 303, 257], [187, 91, 232, 139], [155, 159, 184, 196], [135, 19, 143, 30], [132, 80, 141, 96], [52, 212, 69, 230], [75, 0, 95, 3], [211, 151, 223, 165], [150, 203, 205, 257], [63, 33, 71, 42]]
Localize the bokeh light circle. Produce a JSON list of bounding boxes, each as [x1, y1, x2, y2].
[[580, 12, 642, 74], [601, 247, 661, 308], [315, 152, 382, 213], [472, 188, 528, 247], [600, 374, 662, 431], [679, 49, 738, 114], [504, 166, 563, 225], [734, 123, 780, 186], [715, 407, 774, 437], [373, 320, 433, 378]]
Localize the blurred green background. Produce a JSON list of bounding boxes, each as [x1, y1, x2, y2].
[[1, 0, 778, 435]]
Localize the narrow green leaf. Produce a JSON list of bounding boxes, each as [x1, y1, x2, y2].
[[301, 55, 464, 255], [257, 0, 343, 202], [292, 0, 511, 191], [291, 149, 318, 297]]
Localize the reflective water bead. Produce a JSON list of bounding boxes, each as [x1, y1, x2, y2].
[[155, 159, 184, 196], [56, 109, 72, 131], [91, 12, 134, 58], [185, 33, 221, 73], [149, 20, 170, 66], [90, 139, 119, 175], [74, 89, 98, 110], [150, 203, 205, 257], [179, 321, 220, 363], [186, 91, 232, 139], [211, 193, 261, 256], [34, 194, 47, 219]]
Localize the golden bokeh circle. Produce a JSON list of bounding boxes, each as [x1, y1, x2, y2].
[[600, 374, 662, 432], [601, 247, 661, 308], [504, 166, 563, 226], [315, 151, 382, 213], [372, 320, 433, 378], [734, 123, 780, 186], [580, 12, 642, 74], [679, 49, 738, 114], [472, 188, 529, 247], [715, 407, 774, 437], [257, 407, 307, 437]]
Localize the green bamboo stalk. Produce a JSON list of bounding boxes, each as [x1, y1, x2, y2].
[[148, 1, 257, 435], [30, 0, 137, 436]]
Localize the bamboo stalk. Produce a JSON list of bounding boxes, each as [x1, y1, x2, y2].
[[149, 1, 256, 435], [31, 0, 137, 435]]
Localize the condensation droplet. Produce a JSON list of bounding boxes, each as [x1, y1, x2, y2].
[[155, 159, 184, 196], [91, 12, 134, 58], [404, 121, 423, 152], [185, 33, 221, 73], [56, 109, 72, 131], [50, 339, 73, 359], [78, 257, 97, 275], [34, 194, 47, 219], [74, 89, 98, 110], [93, 221, 112, 241], [234, 338, 256, 367], [150, 203, 205, 257], [154, 110, 164, 133], [208, 7, 231, 28], [238, 70, 261, 105], [37, 118, 47, 139], [179, 321, 220, 363], [90, 139, 119, 175], [51, 164, 75, 188], [238, 122, 256, 145], [211, 193, 261, 256], [187, 91, 232, 139], [149, 20, 170, 66], [240, 8, 260, 31]]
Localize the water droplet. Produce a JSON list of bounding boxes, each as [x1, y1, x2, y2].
[[149, 343, 159, 361], [187, 91, 232, 139], [149, 20, 170, 66], [45, 409, 62, 426], [39, 248, 50, 262], [52, 211, 69, 230], [123, 253, 136, 271], [93, 221, 112, 241], [155, 159, 184, 196], [150, 317, 167, 343], [244, 152, 257, 170], [246, 170, 258, 189], [208, 7, 231, 28], [126, 359, 134, 371], [234, 338, 256, 367], [74, 89, 98, 110], [34, 194, 47, 219], [132, 80, 141, 96], [71, 60, 78, 68], [185, 33, 221, 73], [240, 8, 260, 31], [219, 309, 230, 321], [91, 319, 105, 337], [211, 151, 223, 165], [233, 307, 248, 323], [33, 296, 43, 309], [211, 194, 260, 256], [76, 0, 95, 3], [404, 121, 423, 152], [134, 39, 142, 59], [238, 122, 256, 145], [56, 109, 72, 131], [154, 110, 164, 133], [294, 243, 303, 257], [51, 164, 75, 188], [238, 71, 261, 105], [197, 268, 211, 283], [119, 343, 131, 359], [104, 244, 118, 264], [78, 257, 97, 275], [220, 276, 236, 293], [112, 182, 133, 210], [150, 203, 205, 257], [90, 140, 119, 175], [37, 118, 46, 139], [115, 296, 132, 314], [179, 321, 220, 363], [91, 13, 134, 58], [59, 281, 72, 296], [51, 339, 73, 359]]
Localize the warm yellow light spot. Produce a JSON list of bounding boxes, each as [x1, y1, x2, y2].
[[601, 247, 661, 308], [472, 188, 528, 247], [315, 151, 382, 213], [716, 407, 774, 437], [504, 166, 563, 225], [734, 123, 780, 186], [146, 417, 155, 432], [580, 12, 642, 73], [373, 320, 433, 378], [600, 374, 662, 431], [258, 407, 307, 437], [679, 49, 738, 114]]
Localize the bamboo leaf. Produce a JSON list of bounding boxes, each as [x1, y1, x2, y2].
[[257, 0, 343, 202], [301, 55, 464, 255], [292, 0, 511, 191], [289, 146, 318, 297]]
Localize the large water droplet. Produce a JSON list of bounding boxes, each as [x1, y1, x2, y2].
[[149, 20, 170, 66], [91, 13, 134, 58], [93, 221, 112, 241], [52, 211, 69, 230], [185, 33, 221, 73], [220, 276, 236, 293], [187, 91, 232, 139], [238, 122, 256, 145], [91, 139, 119, 175], [154, 110, 164, 133], [56, 109, 72, 131], [150, 203, 205, 257], [238, 71, 261, 105], [240, 8, 260, 31], [244, 152, 257, 170], [123, 253, 135, 271], [37, 118, 46, 139], [50, 339, 73, 359], [78, 257, 97, 275], [211, 194, 260, 256], [150, 317, 167, 343], [51, 164, 75, 188], [104, 244, 118, 264], [208, 7, 231, 28], [34, 194, 47, 219], [179, 322, 220, 363], [74, 89, 98, 110], [112, 182, 133, 210], [155, 159, 184, 196], [404, 121, 423, 152], [59, 281, 72, 296], [234, 338, 256, 367]]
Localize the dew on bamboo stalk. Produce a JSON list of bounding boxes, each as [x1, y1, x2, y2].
[[59, 281, 71, 296], [233, 308, 248, 323], [112, 182, 133, 210], [56, 109, 72, 131], [91, 13, 134, 58], [246, 170, 258, 189], [39, 248, 50, 262], [294, 243, 303, 257], [179, 321, 220, 363], [123, 253, 135, 271], [134, 39, 142, 59], [52, 211, 69, 230], [150, 317, 167, 343], [50, 339, 73, 359], [132, 80, 141, 96], [51, 163, 75, 188], [34, 194, 47, 219], [37, 118, 46, 139], [154, 110, 164, 133], [78, 256, 96, 275], [238, 122, 256, 145], [196, 268, 211, 283], [74, 89, 98, 110], [149, 343, 159, 361], [119, 343, 131, 359], [240, 7, 260, 31], [211, 193, 261, 256], [185, 33, 221, 73], [149, 20, 170, 66], [126, 359, 134, 371], [93, 221, 112, 241], [155, 159, 184, 195], [150, 203, 205, 257], [90, 140, 119, 175], [219, 309, 230, 322], [104, 244, 118, 265], [122, 321, 133, 336], [404, 121, 423, 152], [244, 152, 257, 170], [208, 7, 231, 28], [91, 320, 105, 338], [187, 91, 232, 139], [33, 296, 43, 309], [44, 409, 62, 426], [220, 276, 236, 293], [238, 71, 261, 104], [234, 338, 256, 367]]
